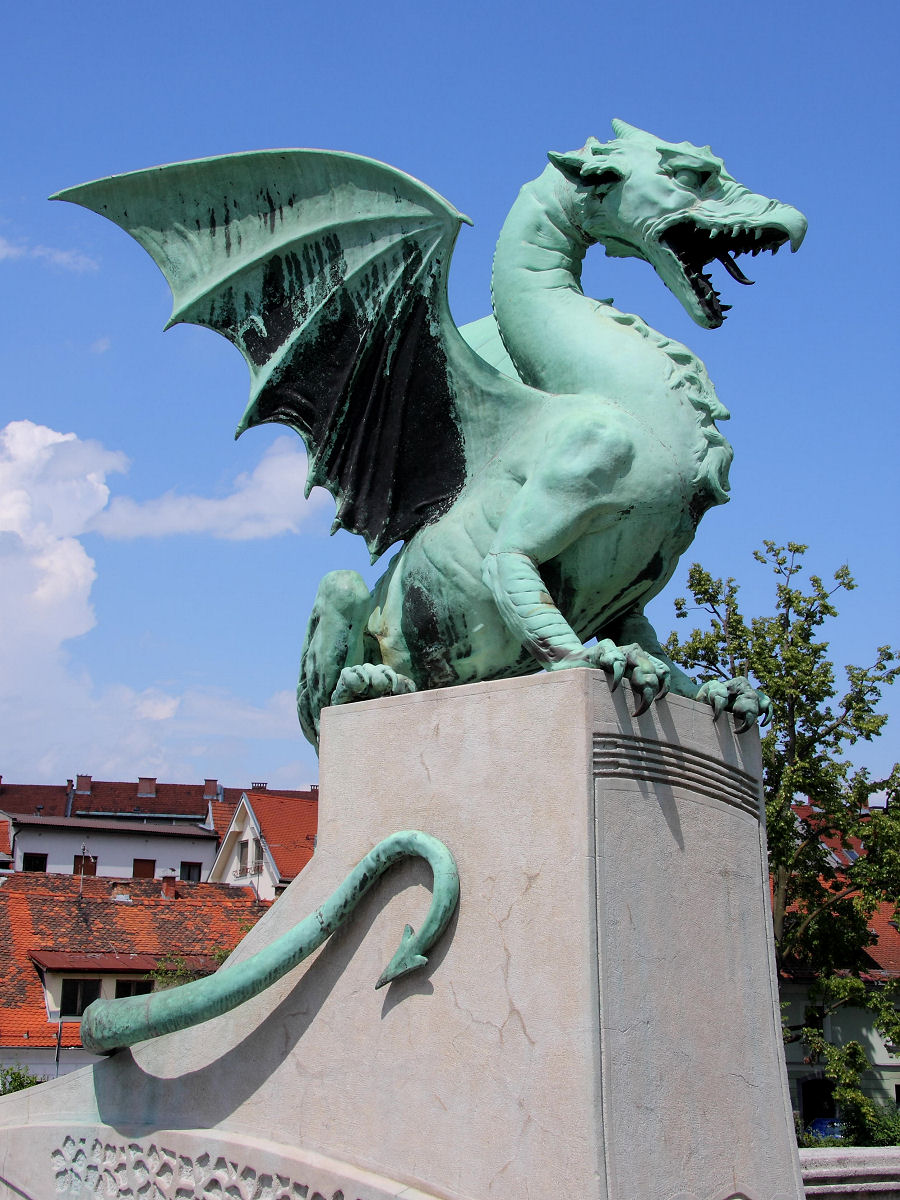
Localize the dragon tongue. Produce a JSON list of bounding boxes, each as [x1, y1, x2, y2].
[[717, 250, 755, 285]]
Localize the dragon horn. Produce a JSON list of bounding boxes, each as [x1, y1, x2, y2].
[[611, 118, 649, 141]]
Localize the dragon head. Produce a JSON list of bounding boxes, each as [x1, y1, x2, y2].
[[549, 120, 807, 328]]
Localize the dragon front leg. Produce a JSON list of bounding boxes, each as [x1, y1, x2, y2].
[[482, 550, 669, 715]]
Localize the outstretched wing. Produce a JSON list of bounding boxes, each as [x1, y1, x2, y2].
[[54, 150, 475, 560]]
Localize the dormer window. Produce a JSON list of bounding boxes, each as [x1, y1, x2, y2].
[[59, 978, 100, 1018]]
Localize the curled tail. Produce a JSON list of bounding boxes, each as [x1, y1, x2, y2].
[[81, 831, 460, 1055]]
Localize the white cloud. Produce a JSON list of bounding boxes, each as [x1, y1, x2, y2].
[[0, 420, 320, 785], [93, 435, 325, 540], [89, 336, 111, 355], [0, 420, 127, 651], [0, 236, 25, 261], [0, 234, 98, 272]]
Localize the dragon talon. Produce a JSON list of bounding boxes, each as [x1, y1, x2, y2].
[[632, 684, 655, 717]]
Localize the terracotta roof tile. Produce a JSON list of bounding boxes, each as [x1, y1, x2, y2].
[[865, 903, 900, 975], [0, 784, 69, 817], [0, 873, 269, 1050], [209, 798, 241, 838], [72, 781, 209, 819], [245, 791, 318, 882], [0, 820, 10, 857]]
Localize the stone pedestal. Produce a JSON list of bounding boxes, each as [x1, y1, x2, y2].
[[0, 671, 804, 1199]]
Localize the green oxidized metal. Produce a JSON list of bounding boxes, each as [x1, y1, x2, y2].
[[80, 831, 460, 1054], [56, 121, 806, 745]]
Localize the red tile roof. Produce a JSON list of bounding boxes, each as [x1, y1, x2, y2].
[[245, 791, 318, 882], [0, 873, 269, 1050], [209, 796, 242, 838], [864, 903, 900, 976], [29, 951, 216, 973], [0, 783, 69, 818], [71, 781, 210, 819]]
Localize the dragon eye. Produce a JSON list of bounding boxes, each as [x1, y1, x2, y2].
[[673, 167, 714, 190]]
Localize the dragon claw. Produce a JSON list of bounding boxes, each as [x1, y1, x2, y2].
[[632, 686, 655, 718], [588, 641, 670, 717], [697, 677, 770, 734], [332, 664, 416, 707]]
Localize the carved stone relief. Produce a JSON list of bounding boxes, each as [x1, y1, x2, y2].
[[51, 1135, 346, 1200]]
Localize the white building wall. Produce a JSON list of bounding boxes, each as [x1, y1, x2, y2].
[[0, 1044, 100, 1079], [12, 825, 217, 879], [207, 804, 280, 901]]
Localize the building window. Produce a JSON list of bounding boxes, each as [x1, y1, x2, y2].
[[22, 853, 48, 872], [60, 978, 101, 1017], [73, 854, 97, 877], [179, 861, 201, 882], [237, 840, 249, 876], [132, 858, 155, 879], [252, 838, 263, 873], [114, 979, 154, 999]]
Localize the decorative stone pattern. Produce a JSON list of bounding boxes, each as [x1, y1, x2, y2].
[[593, 731, 761, 819], [51, 1136, 346, 1200]]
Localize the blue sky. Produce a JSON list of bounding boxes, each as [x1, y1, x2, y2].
[[1, 0, 897, 788]]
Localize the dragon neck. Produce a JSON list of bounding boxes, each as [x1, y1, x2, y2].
[[491, 167, 597, 393], [490, 165, 733, 506]]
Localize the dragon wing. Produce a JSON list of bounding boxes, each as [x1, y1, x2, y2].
[[54, 149, 490, 560]]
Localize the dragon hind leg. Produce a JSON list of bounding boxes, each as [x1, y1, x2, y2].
[[298, 570, 377, 748]]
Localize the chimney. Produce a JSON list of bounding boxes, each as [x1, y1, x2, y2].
[[161, 873, 176, 900], [251, 782, 267, 791], [75, 775, 92, 795], [137, 777, 157, 798], [203, 778, 219, 801]]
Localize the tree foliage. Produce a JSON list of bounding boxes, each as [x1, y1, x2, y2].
[[666, 542, 900, 1129], [0, 1064, 46, 1094]]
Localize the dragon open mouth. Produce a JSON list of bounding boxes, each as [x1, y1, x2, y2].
[[660, 222, 791, 325]]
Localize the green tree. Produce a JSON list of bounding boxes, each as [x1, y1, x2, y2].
[[665, 542, 900, 1138], [0, 1064, 46, 1094]]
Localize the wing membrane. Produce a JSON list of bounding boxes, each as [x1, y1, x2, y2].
[[55, 150, 473, 559]]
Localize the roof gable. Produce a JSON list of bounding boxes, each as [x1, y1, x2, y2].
[[244, 791, 318, 881]]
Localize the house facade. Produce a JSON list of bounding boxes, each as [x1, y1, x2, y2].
[[0, 872, 269, 1078], [5, 813, 219, 881], [781, 901, 900, 1124], [207, 788, 318, 900], [0, 775, 260, 881]]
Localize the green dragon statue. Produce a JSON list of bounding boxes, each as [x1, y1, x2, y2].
[[57, 120, 806, 747]]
